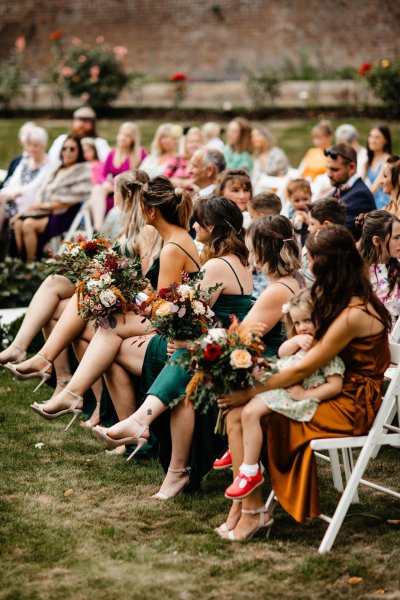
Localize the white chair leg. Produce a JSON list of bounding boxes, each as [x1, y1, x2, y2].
[[265, 490, 278, 515], [341, 448, 359, 503], [328, 449, 344, 492]]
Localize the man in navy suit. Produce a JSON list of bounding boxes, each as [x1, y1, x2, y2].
[[325, 143, 376, 238]]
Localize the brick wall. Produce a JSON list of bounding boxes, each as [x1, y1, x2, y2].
[[1, 0, 399, 78]]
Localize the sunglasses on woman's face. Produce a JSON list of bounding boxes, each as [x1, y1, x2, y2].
[[62, 145, 78, 152]]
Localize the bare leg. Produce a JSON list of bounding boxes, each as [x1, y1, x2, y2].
[[73, 337, 102, 427], [88, 184, 109, 231], [154, 401, 194, 497], [11, 218, 24, 253], [223, 408, 272, 539], [104, 363, 136, 421], [15, 293, 89, 374], [241, 396, 271, 465], [34, 312, 151, 414], [21, 217, 48, 262], [0, 275, 75, 365]]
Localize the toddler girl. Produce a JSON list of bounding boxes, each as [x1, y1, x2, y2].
[[225, 288, 345, 499]]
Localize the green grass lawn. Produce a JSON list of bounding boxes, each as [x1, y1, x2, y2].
[[1, 118, 400, 171], [0, 372, 399, 600]]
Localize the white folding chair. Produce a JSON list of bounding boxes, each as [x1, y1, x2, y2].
[[253, 174, 290, 201], [266, 341, 400, 554], [54, 201, 93, 253]]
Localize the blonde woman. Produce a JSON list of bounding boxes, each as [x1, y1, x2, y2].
[[88, 122, 147, 231], [141, 123, 181, 179]]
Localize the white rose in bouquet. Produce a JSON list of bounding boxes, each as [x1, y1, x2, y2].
[[99, 290, 117, 307]]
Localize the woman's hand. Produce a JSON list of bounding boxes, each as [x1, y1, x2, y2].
[[286, 384, 306, 401], [217, 387, 255, 411], [166, 339, 195, 358]]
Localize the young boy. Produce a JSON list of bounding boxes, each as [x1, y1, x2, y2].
[[247, 191, 282, 220], [285, 179, 312, 246], [301, 198, 346, 285]]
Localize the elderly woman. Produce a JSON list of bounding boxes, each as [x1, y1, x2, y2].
[[251, 125, 289, 184], [10, 134, 91, 262], [0, 126, 52, 231]]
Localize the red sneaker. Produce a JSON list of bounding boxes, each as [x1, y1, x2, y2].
[[213, 449, 232, 470], [224, 469, 264, 499]]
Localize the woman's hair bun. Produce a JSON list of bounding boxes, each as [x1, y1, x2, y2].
[[355, 212, 367, 229]]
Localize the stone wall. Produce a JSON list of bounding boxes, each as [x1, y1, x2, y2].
[[1, 0, 398, 78]]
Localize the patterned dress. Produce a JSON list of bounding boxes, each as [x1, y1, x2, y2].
[[369, 263, 400, 324], [258, 350, 345, 421]]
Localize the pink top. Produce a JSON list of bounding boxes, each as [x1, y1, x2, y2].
[[163, 156, 191, 181], [100, 148, 148, 185], [90, 160, 103, 185]]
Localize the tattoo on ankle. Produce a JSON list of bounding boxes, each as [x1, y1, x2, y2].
[[147, 409, 152, 416]]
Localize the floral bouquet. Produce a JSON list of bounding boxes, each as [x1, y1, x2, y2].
[[76, 249, 148, 329], [40, 234, 111, 281], [174, 319, 274, 433], [138, 272, 220, 340]]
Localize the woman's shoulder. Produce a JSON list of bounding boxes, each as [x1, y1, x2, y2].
[[335, 298, 385, 333]]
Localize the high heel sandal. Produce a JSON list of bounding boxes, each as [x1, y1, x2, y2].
[[92, 418, 149, 461], [80, 401, 100, 429], [0, 343, 27, 369], [5, 353, 53, 392], [30, 389, 83, 432], [151, 467, 191, 500], [222, 506, 274, 541]]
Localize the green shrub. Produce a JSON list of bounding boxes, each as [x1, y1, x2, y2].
[[47, 33, 129, 108], [363, 60, 400, 117], [0, 258, 47, 309]]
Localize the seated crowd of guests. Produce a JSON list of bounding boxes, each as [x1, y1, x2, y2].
[[0, 108, 399, 543]]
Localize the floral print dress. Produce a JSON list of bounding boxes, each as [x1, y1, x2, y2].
[[257, 350, 345, 421], [369, 264, 400, 325]]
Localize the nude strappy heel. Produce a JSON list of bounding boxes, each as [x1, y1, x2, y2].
[[151, 466, 191, 500], [91, 418, 149, 461], [222, 506, 274, 541], [5, 353, 53, 392], [30, 389, 83, 432]]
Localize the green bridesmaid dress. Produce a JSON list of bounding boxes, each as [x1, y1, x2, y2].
[[140, 257, 252, 487]]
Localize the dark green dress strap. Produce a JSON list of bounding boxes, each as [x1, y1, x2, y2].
[[164, 241, 201, 270], [216, 257, 244, 294], [261, 280, 296, 357]]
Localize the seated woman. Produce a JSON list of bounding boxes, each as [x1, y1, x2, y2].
[[223, 117, 253, 174], [0, 126, 52, 232], [163, 127, 202, 190], [92, 213, 301, 497], [10, 134, 92, 262], [251, 124, 289, 185], [216, 169, 252, 229], [14, 178, 197, 417], [362, 125, 392, 210], [87, 122, 147, 231], [2, 169, 151, 423], [357, 210, 400, 325], [81, 138, 103, 185], [141, 123, 180, 179], [216, 225, 391, 540], [381, 155, 400, 217], [298, 120, 333, 181]]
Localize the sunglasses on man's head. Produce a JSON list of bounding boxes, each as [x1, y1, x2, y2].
[[324, 148, 354, 163]]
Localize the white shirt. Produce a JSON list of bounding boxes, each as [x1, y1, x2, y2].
[[198, 183, 216, 198]]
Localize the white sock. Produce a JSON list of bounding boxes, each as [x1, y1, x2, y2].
[[240, 463, 259, 477]]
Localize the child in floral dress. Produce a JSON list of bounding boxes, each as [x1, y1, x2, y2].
[[225, 288, 345, 500]]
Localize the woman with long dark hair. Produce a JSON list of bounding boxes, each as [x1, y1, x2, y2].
[[357, 210, 400, 324], [216, 225, 391, 540]]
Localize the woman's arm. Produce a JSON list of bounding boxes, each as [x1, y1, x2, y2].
[[218, 306, 375, 409], [286, 374, 343, 401], [243, 284, 291, 336]]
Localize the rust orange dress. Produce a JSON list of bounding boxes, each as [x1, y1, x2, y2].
[[261, 330, 390, 523]]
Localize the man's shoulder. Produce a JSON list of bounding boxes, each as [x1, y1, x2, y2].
[[345, 178, 375, 204]]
